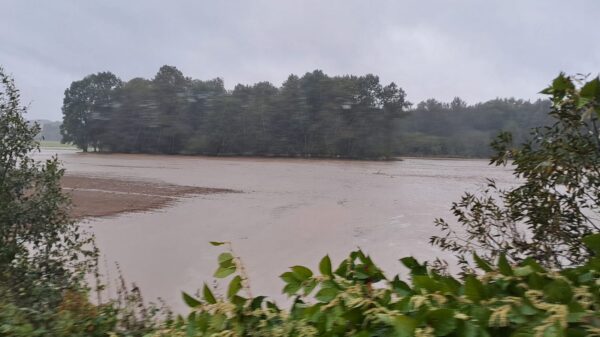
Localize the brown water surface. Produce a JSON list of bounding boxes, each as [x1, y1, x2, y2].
[[36, 149, 515, 311]]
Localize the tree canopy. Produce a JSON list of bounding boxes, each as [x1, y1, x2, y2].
[[59, 67, 409, 159], [60, 66, 554, 159], [0, 66, 97, 321], [60, 72, 122, 152], [432, 74, 600, 269]]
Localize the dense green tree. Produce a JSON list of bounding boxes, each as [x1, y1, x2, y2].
[[432, 74, 600, 269], [151, 66, 190, 153], [379, 82, 410, 156], [61, 67, 413, 159], [183, 78, 226, 153], [2, 66, 172, 337], [270, 74, 309, 155], [0, 66, 96, 320], [101, 77, 156, 152], [60, 72, 121, 152]]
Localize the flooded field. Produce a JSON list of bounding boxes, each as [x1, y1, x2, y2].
[[37, 149, 515, 311]]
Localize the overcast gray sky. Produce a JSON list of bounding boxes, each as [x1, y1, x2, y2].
[[2, 0, 599, 121]]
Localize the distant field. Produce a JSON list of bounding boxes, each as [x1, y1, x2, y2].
[[39, 140, 76, 149]]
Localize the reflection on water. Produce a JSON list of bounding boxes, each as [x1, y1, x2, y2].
[[37, 149, 514, 311]]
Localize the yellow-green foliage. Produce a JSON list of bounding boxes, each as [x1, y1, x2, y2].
[[0, 292, 118, 337], [154, 235, 600, 337]]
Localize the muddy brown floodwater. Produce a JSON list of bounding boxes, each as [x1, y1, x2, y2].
[[36, 149, 515, 312]]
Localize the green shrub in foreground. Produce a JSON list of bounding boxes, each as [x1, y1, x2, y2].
[[0, 66, 164, 337], [153, 236, 599, 337]]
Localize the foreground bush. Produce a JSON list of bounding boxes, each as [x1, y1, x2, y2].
[[151, 236, 599, 337], [151, 73, 600, 337], [432, 74, 600, 269], [0, 65, 106, 335], [0, 67, 164, 336]]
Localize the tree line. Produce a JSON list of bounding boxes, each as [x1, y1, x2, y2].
[[33, 119, 61, 141], [396, 97, 552, 157], [60, 65, 552, 159], [60, 66, 409, 159]]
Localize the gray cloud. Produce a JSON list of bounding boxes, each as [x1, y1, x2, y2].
[[2, 0, 599, 120]]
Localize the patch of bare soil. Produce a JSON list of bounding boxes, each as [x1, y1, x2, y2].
[[61, 175, 236, 219]]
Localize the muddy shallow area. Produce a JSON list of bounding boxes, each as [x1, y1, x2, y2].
[[37, 149, 515, 312], [62, 175, 235, 219]]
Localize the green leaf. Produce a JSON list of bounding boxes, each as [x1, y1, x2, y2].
[[319, 255, 333, 276], [182, 291, 201, 307], [497, 254, 513, 276], [315, 287, 338, 302], [391, 275, 412, 296], [265, 301, 280, 312], [231, 295, 246, 306], [457, 321, 479, 337], [282, 282, 302, 295], [582, 233, 600, 254], [392, 315, 417, 337], [279, 271, 302, 295], [580, 77, 600, 100], [464, 276, 484, 302], [542, 73, 574, 96], [280, 271, 300, 284], [250, 296, 266, 310], [520, 257, 545, 273], [213, 266, 236, 278], [565, 328, 588, 337], [353, 331, 370, 337], [542, 323, 561, 337], [354, 268, 370, 280], [527, 272, 545, 289], [427, 309, 457, 336], [588, 256, 600, 271], [400, 256, 427, 275], [519, 304, 539, 315], [218, 252, 234, 265], [209, 313, 226, 330], [335, 259, 349, 277], [567, 312, 587, 323], [209, 241, 226, 246], [342, 308, 364, 324], [187, 311, 197, 321], [412, 275, 441, 292], [303, 278, 318, 296], [291, 265, 313, 281], [186, 312, 197, 335], [473, 253, 493, 272], [400, 256, 419, 269], [543, 279, 572, 304], [203, 283, 216, 304], [227, 275, 243, 299], [439, 275, 461, 294], [578, 271, 594, 283]]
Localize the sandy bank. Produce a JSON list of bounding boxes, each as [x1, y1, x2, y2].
[[61, 174, 236, 219]]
